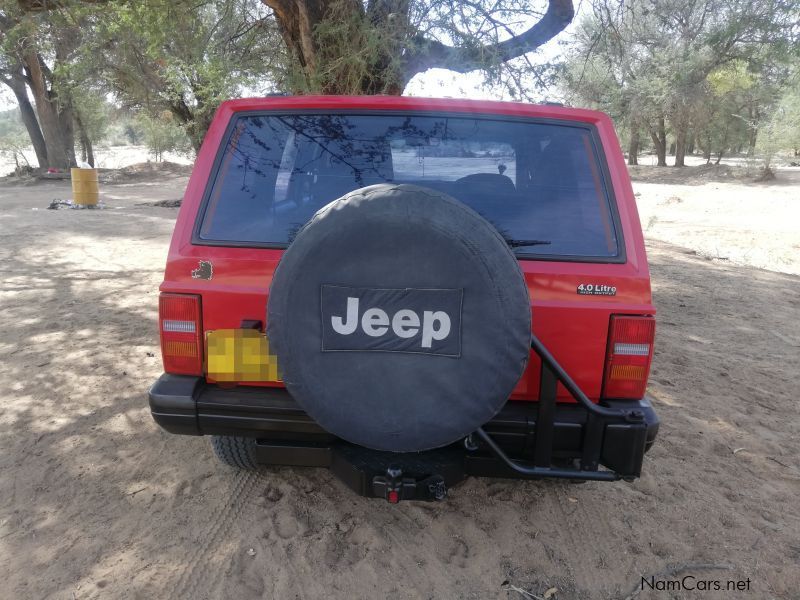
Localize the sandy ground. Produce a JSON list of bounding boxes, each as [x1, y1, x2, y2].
[[1, 166, 799, 599], [631, 165, 800, 275]]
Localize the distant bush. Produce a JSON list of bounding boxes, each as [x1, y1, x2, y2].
[[0, 108, 33, 172], [136, 112, 192, 161]]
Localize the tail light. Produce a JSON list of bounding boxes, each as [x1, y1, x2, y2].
[[159, 293, 203, 375], [602, 315, 655, 399]]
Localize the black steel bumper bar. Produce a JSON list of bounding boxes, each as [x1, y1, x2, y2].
[[473, 427, 619, 481], [149, 335, 659, 497], [471, 334, 650, 481]]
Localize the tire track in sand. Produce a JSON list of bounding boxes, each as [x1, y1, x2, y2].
[[169, 469, 260, 598]]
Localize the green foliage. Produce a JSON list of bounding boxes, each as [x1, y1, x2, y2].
[[86, 0, 281, 150], [0, 107, 25, 139], [0, 107, 31, 169], [692, 61, 758, 162], [98, 107, 145, 146], [561, 0, 799, 166], [758, 76, 800, 168], [72, 90, 111, 141], [707, 61, 754, 97], [136, 112, 192, 162]]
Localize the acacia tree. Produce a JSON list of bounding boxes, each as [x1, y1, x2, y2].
[[562, 1, 678, 165], [563, 0, 798, 167], [89, 0, 280, 151], [1, 0, 277, 163], [757, 69, 800, 172], [262, 0, 575, 95], [0, 6, 79, 169]]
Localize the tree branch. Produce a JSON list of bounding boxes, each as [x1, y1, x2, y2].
[[404, 0, 573, 78]]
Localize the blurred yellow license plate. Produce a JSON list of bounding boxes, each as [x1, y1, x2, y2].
[[206, 329, 281, 382]]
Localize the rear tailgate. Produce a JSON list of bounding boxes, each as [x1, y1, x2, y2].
[[161, 248, 653, 402]]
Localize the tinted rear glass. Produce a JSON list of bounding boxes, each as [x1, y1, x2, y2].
[[197, 113, 619, 258]]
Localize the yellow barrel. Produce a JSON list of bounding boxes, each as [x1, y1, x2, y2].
[[71, 168, 99, 206]]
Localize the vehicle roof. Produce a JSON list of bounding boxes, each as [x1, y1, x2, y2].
[[217, 95, 611, 125]]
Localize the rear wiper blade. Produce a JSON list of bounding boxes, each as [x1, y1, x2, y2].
[[506, 239, 552, 248]]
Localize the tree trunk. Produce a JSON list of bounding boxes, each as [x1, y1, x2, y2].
[[627, 118, 640, 166], [23, 51, 76, 169], [674, 123, 688, 167], [75, 111, 94, 167], [648, 117, 667, 167], [747, 127, 758, 157], [746, 104, 758, 156], [713, 124, 731, 166], [59, 106, 76, 165], [169, 96, 207, 153], [703, 134, 712, 163], [3, 74, 48, 168]]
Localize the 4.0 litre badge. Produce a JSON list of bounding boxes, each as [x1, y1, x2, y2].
[[577, 283, 617, 296]]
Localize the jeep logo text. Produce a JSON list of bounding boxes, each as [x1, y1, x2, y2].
[[321, 285, 462, 357]]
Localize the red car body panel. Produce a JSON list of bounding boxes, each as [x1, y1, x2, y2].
[[161, 96, 654, 402]]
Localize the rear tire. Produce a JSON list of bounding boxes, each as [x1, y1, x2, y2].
[[210, 435, 259, 470]]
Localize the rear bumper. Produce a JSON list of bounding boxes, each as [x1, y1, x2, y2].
[[149, 374, 659, 485]]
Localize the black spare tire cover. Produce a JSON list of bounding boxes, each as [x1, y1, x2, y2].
[[267, 184, 531, 452]]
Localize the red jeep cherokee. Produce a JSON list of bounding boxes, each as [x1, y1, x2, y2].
[[149, 96, 659, 502]]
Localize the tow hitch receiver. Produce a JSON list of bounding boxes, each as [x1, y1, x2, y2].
[[323, 444, 464, 501], [373, 466, 448, 503]]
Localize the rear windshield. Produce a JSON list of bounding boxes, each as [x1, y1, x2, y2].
[[197, 113, 620, 259]]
